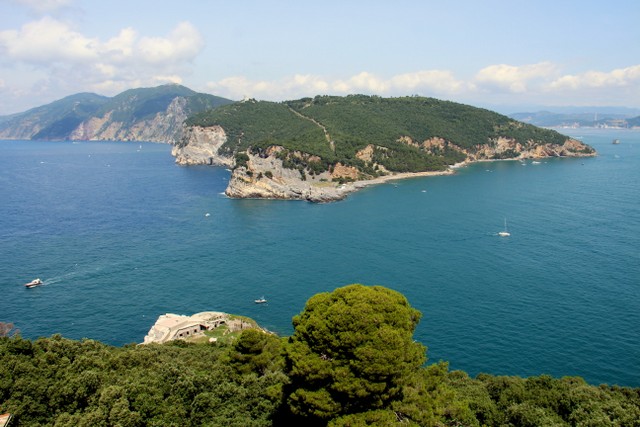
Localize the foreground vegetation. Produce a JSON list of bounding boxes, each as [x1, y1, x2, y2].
[[1, 285, 638, 426]]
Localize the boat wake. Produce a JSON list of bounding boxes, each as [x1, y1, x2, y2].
[[44, 263, 80, 285]]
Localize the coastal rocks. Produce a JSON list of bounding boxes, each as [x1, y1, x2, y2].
[[174, 122, 596, 202], [330, 163, 360, 181], [221, 135, 594, 202], [356, 144, 376, 162], [223, 149, 453, 202], [476, 136, 595, 160], [403, 135, 595, 161], [470, 137, 524, 160], [172, 125, 232, 166], [225, 152, 350, 202]]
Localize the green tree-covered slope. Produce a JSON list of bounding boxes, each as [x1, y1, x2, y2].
[[1, 285, 638, 426], [187, 95, 590, 175]]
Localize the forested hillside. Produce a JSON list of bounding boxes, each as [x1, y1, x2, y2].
[[1, 285, 638, 426], [186, 95, 588, 176]]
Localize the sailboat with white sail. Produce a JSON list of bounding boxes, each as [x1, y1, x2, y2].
[[498, 218, 511, 237]]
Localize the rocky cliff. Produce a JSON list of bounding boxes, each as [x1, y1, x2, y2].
[[412, 135, 594, 162], [172, 125, 232, 166], [69, 97, 191, 143], [224, 149, 352, 202], [219, 136, 593, 202]]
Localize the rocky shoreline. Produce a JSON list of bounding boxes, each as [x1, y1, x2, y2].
[[172, 125, 596, 203], [224, 165, 455, 202]]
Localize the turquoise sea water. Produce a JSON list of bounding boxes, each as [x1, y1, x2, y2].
[[1, 130, 638, 387]]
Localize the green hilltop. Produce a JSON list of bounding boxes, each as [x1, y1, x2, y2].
[[95, 84, 229, 125], [186, 95, 588, 176]]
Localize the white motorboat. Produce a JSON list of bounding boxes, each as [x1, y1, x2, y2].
[[24, 278, 43, 288]]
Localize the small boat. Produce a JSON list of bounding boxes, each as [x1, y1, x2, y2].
[[254, 297, 267, 304], [612, 139, 620, 144], [498, 219, 511, 237], [24, 278, 43, 288]]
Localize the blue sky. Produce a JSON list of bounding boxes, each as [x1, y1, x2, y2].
[[1, 0, 639, 115]]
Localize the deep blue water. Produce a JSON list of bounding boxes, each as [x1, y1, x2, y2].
[[1, 130, 638, 387]]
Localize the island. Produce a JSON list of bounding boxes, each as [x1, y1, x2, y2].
[[172, 95, 596, 202]]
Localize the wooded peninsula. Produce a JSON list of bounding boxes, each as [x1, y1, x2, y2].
[[176, 95, 596, 202]]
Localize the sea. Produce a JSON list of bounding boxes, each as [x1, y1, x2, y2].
[[1, 129, 638, 387]]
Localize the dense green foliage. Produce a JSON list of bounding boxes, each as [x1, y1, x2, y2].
[[285, 285, 426, 423], [187, 95, 574, 175], [1, 285, 638, 426], [186, 99, 330, 158], [0, 334, 285, 426]]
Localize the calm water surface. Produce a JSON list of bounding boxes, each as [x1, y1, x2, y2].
[[1, 129, 638, 386]]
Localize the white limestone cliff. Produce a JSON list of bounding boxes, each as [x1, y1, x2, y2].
[[69, 97, 191, 142], [172, 125, 232, 166]]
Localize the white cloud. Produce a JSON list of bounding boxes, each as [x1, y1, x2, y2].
[[103, 28, 137, 61], [137, 22, 204, 65], [475, 62, 557, 93], [549, 65, 640, 90], [207, 75, 330, 100], [0, 18, 203, 68], [0, 18, 205, 97], [206, 70, 472, 101], [202, 63, 640, 109], [334, 72, 388, 93], [391, 70, 470, 94], [0, 17, 98, 64], [152, 75, 184, 85]]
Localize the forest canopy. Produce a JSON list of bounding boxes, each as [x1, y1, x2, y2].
[[185, 95, 583, 176], [1, 284, 638, 426]]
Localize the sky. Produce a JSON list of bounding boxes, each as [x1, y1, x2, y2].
[[1, 0, 639, 115]]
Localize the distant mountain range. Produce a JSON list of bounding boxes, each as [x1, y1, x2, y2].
[[508, 108, 640, 128], [0, 84, 233, 142]]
